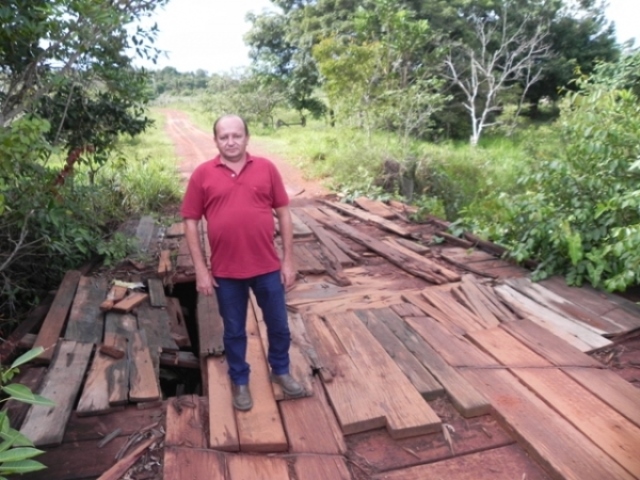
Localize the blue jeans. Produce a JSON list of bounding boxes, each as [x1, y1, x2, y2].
[[214, 270, 291, 385]]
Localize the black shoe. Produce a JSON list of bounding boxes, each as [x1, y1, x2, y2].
[[271, 373, 305, 397], [232, 384, 253, 411]]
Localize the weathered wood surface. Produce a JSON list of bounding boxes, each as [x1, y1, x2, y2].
[[227, 454, 290, 480], [147, 278, 168, 307], [128, 330, 161, 402], [197, 293, 225, 356], [323, 199, 414, 237], [65, 276, 108, 343], [495, 284, 611, 352], [33, 270, 81, 363], [134, 215, 156, 253], [294, 455, 352, 480], [166, 296, 191, 347], [469, 327, 640, 478], [111, 292, 148, 313], [354, 309, 444, 399], [354, 196, 397, 219], [321, 311, 442, 438], [206, 356, 240, 451], [105, 313, 136, 406], [20, 340, 93, 446], [165, 395, 208, 448], [163, 447, 225, 480]]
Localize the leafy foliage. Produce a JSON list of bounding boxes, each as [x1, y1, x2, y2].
[[464, 53, 640, 290], [0, 347, 55, 479]]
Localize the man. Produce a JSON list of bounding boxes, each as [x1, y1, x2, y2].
[[181, 114, 304, 411]]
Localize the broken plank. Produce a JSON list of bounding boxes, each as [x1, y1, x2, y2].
[[165, 395, 208, 449], [137, 301, 179, 352], [76, 345, 122, 417], [128, 330, 161, 403], [452, 283, 501, 329], [290, 210, 313, 237], [322, 199, 413, 237], [384, 238, 459, 282], [158, 249, 172, 276], [65, 276, 108, 344], [354, 308, 444, 400], [33, 270, 82, 363], [20, 340, 93, 446], [420, 288, 487, 333], [97, 433, 160, 480], [166, 297, 191, 348]]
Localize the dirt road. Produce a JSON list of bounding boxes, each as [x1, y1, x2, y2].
[[162, 110, 329, 200]]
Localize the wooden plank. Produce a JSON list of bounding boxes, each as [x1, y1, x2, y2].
[[20, 340, 93, 446], [104, 313, 136, 406], [452, 284, 501, 329], [137, 301, 179, 352], [462, 367, 634, 480], [420, 289, 486, 333], [227, 454, 290, 480], [441, 247, 497, 264], [294, 242, 325, 274], [389, 302, 425, 318], [235, 305, 288, 452], [111, 292, 148, 313], [466, 277, 520, 322], [280, 376, 346, 455], [163, 447, 225, 480], [373, 444, 550, 480], [318, 218, 451, 284], [207, 356, 240, 451], [165, 395, 208, 448], [494, 285, 611, 351], [197, 293, 225, 357], [128, 330, 161, 402], [295, 455, 351, 480], [303, 207, 362, 261], [384, 238, 460, 282], [405, 315, 498, 368], [147, 278, 168, 307], [65, 276, 108, 343], [290, 210, 313, 237], [401, 292, 465, 336], [76, 343, 122, 416], [500, 320, 640, 428], [390, 236, 430, 254], [354, 196, 397, 219], [470, 327, 640, 478], [166, 297, 191, 347], [99, 285, 128, 311], [322, 199, 413, 237], [33, 270, 81, 362], [2, 367, 46, 430], [324, 311, 442, 438], [362, 307, 489, 417], [303, 314, 343, 383], [505, 277, 619, 335], [354, 309, 444, 399]]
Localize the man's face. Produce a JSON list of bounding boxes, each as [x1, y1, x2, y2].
[[214, 117, 249, 162]]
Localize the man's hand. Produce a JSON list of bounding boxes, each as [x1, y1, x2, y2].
[[195, 268, 218, 296], [280, 258, 296, 291]]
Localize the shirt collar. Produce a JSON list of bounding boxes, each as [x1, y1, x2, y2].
[[213, 153, 253, 167]]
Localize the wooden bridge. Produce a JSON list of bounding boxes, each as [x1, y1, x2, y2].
[[5, 197, 640, 480]]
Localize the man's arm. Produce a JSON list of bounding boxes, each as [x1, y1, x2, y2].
[[274, 206, 296, 290], [184, 218, 217, 295]]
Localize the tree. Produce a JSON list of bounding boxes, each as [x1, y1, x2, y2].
[[444, 1, 551, 145]]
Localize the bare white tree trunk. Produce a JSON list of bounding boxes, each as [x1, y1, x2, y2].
[[444, 1, 551, 146]]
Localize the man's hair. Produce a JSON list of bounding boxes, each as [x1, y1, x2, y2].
[[213, 115, 250, 138]]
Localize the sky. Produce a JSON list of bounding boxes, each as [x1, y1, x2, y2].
[[136, 0, 639, 74]]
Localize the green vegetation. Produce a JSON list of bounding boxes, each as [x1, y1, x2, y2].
[[0, 348, 55, 478]]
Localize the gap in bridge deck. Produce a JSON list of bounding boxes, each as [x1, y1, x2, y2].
[[161, 281, 203, 398]]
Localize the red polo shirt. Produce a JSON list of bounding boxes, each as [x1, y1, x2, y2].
[[181, 154, 289, 278]]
